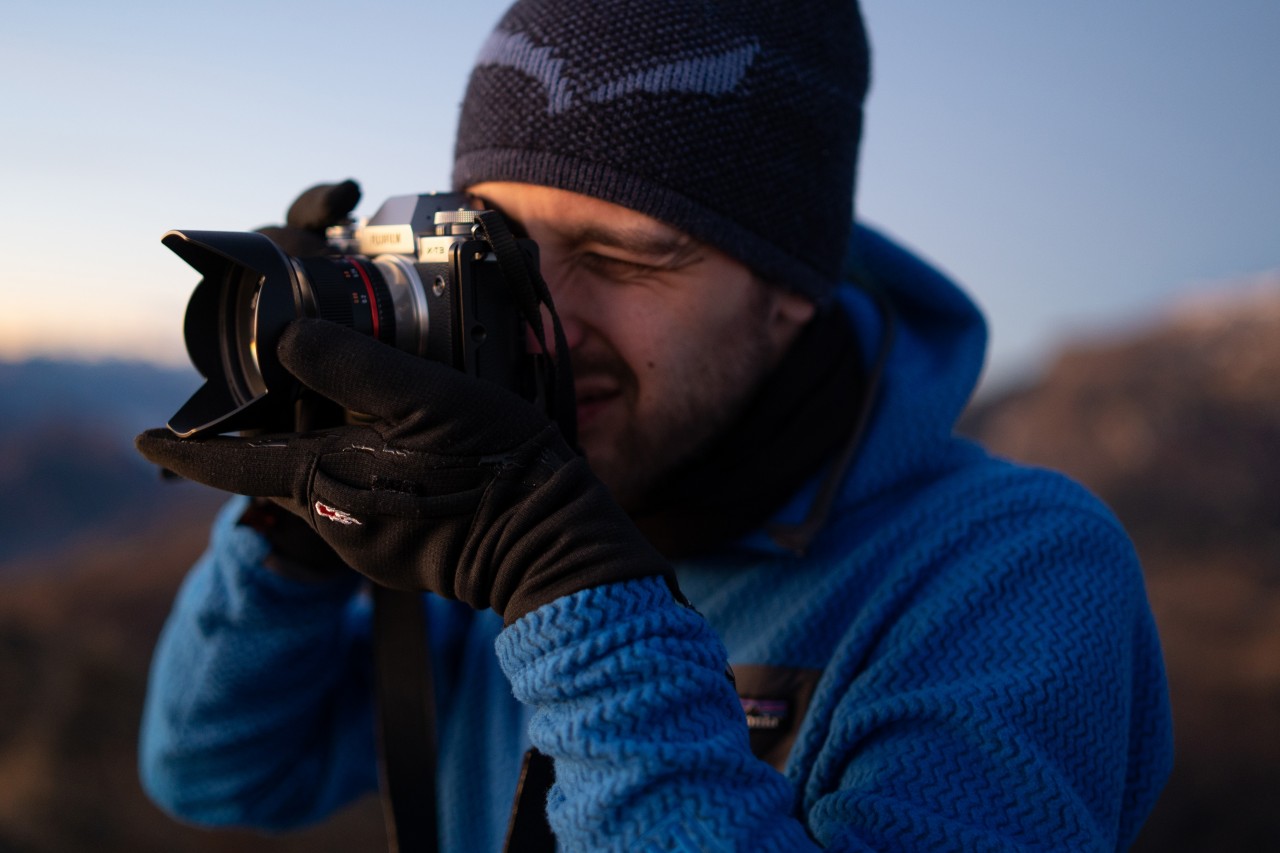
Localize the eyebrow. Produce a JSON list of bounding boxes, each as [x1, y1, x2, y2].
[[563, 224, 703, 266]]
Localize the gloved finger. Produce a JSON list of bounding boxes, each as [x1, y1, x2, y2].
[[135, 428, 310, 498], [277, 319, 545, 444], [285, 179, 361, 231], [255, 224, 331, 257]]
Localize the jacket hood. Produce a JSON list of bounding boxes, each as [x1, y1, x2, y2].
[[748, 222, 989, 553]]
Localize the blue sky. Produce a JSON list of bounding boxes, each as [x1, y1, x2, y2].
[[3, 1, 1278, 389]]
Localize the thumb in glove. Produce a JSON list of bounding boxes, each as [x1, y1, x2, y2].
[[136, 318, 677, 624], [255, 179, 361, 257]]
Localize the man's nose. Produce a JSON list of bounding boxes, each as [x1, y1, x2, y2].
[[524, 300, 586, 357]]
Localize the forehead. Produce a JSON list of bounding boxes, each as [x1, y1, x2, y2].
[[468, 181, 687, 249]]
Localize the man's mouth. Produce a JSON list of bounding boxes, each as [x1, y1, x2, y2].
[[574, 380, 622, 429]]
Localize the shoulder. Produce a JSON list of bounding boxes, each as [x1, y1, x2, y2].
[[822, 440, 1135, 571], [795, 443, 1150, 658], [788, 447, 1171, 848]]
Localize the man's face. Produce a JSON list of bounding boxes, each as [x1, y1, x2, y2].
[[469, 183, 815, 511]]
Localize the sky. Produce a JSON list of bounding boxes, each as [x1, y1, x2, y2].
[[2, 1, 1278, 389]]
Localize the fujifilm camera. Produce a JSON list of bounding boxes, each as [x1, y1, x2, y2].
[[163, 193, 542, 438]]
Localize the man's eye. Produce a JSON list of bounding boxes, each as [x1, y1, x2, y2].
[[580, 253, 654, 277]]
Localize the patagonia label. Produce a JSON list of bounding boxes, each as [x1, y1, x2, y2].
[[741, 697, 790, 731]]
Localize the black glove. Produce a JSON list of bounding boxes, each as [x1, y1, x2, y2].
[[136, 318, 676, 624], [255, 179, 361, 257], [236, 179, 364, 578]]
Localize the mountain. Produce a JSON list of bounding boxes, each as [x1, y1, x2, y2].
[[961, 275, 1280, 851], [0, 359, 208, 564], [964, 278, 1280, 564], [0, 359, 198, 438], [0, 512, 385, 852], [0, 359, 385, 851]]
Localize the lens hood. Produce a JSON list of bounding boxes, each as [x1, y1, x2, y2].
[[162, 230, 301, 437]]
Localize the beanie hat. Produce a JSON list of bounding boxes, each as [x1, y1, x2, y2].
[[452, 0, 870, 302]]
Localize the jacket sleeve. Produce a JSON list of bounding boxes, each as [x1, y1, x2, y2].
[[496, 576, 822, 851], [138, 497, 379, 828]]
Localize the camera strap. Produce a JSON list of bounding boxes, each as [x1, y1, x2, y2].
[[373, 585, 439, 853], [473, 210, 578, 447], [373, 211, 573, 853]]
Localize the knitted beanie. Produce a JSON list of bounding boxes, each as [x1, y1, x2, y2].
[[452, 0, 870, 302]]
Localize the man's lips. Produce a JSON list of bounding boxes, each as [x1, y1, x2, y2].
[[574, 380, 622, 428]]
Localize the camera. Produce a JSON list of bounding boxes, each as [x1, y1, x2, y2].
[[163, 193, 543, 438]]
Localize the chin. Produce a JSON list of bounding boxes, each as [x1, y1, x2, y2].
[[582, 450, 640, 509]]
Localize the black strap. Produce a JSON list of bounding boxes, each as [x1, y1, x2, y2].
[[473, 210, 578, 448], [503, 749, 557, 853], [372, 213, 570, 852], [373, 586, 439, 853]]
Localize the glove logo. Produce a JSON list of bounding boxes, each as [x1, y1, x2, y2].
[[315, 501, 363, 526]]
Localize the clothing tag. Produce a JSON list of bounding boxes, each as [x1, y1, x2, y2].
[[741, 697, 791, 732], [732, 665, 823, 772]]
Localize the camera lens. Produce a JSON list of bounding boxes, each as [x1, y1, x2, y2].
[[293, 255, 397, 346], [162, 227, 454, 437], [163, 230, 417, 436]]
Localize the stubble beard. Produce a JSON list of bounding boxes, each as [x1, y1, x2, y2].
[[575, 293, 780, 513]]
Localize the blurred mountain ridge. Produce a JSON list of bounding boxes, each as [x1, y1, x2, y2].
[[2, 272, 1279, 849], [0, 358, 198, 437], [0, 358, 385, 851], [0, 359, 206, 564], [963, 271, 1280, 569]]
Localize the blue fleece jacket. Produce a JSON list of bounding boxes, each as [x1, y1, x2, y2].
[[140, 225, 1173, 850]]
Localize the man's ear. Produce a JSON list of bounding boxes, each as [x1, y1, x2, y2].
[[758, 287, 817, 357], [770, 290, 817, 344], [775, 291, 817, 326]]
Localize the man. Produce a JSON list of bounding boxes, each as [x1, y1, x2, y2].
[[136, 0, 1174, 850]]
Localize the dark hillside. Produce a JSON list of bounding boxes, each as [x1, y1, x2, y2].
[[0, 358, 385, 849], [0, 359, 200, 563], [0, 496, 385, 852]]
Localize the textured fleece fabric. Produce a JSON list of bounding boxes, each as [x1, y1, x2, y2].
[[139, 225, 1173, 851]]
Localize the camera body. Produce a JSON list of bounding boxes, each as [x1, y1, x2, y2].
[[164, 193, 540, 438]]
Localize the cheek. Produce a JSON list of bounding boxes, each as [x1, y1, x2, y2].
[[591, 268, 763, 392], [602, 298, 674, 372], [622, 309, 699, 384], [627, 317, 727, 406]]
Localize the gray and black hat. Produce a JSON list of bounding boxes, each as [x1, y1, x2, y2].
[[452, 0, 870, 303]]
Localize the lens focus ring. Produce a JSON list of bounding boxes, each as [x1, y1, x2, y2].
[[298, 256, 397, 345]]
